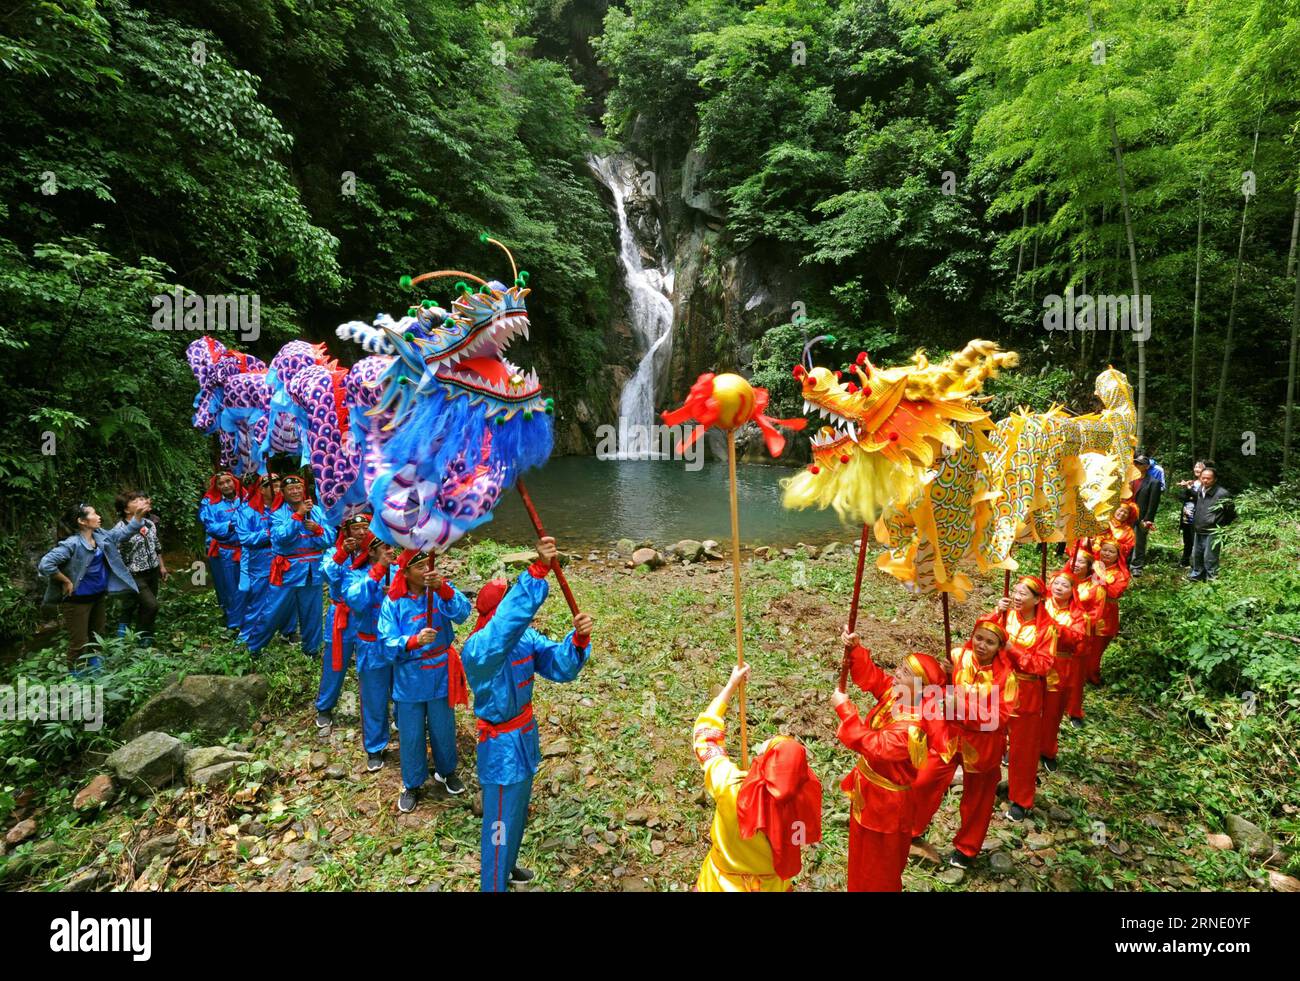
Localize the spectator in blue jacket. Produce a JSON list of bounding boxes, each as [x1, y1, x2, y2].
[[39, 502, 145, 671]]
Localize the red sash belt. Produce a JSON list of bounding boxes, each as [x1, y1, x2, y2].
[[207, 540, 242, 562], [269, 549, 323, 586], [476, 703, 534, 743], [411, 641, 468, 709], [330, 601, 351, 671], [357, 631, 377, 643]]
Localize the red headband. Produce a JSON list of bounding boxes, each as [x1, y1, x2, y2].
[[387, 548, 433, 600]]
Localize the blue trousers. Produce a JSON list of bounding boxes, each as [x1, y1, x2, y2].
[[238, 557, 298, 645], [248, 582, 322, 655], [314, 605, 356, 712], [358, 665, 393, 754], [395, 698, 457, 790], [208, 552, 245, 630], [480, 776, 535, 892]]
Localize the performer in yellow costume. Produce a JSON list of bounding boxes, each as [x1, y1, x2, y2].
[[692, 664, 823, 891]]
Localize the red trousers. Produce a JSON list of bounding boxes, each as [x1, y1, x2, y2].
[[911, 753, 1003, 859], [847, 820, 911, 892], [1040, 657, 1076, 759], [1071, 636, 1113, 718], [1006, 709, 1042, 810], [1068, 639, 1091, 719]]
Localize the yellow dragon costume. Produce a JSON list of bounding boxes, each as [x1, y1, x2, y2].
[[781, 340, 1137, 601]]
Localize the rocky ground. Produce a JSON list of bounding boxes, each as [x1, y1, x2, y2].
[[5, 539, 1296, 892]]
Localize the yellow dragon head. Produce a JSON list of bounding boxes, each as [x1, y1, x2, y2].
[[782, 339, 1019, 525]]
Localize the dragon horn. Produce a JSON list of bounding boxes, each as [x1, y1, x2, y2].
[[803, 333, 836, 370], [404, 269, 489, 288], [478, 232, 518, 282]]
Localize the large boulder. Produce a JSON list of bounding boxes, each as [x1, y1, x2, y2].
[[183, 746, 253, 778], [631, 547, 664, 569], [106, 731, 184, 795], [1225, 815, 1273, 858], [666, 540, 704, 563], [120, 675, 267, 741]]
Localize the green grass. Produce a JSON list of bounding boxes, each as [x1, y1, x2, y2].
[[2, 498, 1296, 890]]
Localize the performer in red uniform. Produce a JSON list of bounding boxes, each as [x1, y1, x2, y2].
[[833, 631, 946, 891], [1066, 546, 1106, 724], [1107, 502, 1139, 562], [1040, 572, 1090, 770], [911, 612, 1015, 868], [1086, 535, 1131, 686], [996, 575, 1057, 822]]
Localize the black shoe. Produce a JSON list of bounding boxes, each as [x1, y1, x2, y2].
[[1005, 803, 1029, 822], [435, 771, 465, 795], [509, 866, 536, 885], [1070, 717, 1085, 729], [948, 850, 973, 869], [284, 632, 301, 644], [366, 752, 384, 772], [315, 711, 332, 730], [398, 788, 418, 813], [1041, 756, 1059, 773]]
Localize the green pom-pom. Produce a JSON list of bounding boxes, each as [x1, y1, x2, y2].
[[399, 376, 409, 385], [406, 306, 418, 317], [420, 298, 432, 309], [516, 270, 529, 286], [399, 275, 413, 289], [494, 415, 505, 426], [544, 405, 553, 415], [479, 231, 490, 243], [403, 332, 415, 343], [544, 397, 554, 408], [456, 280, 469, 295], [826, 334, 837, 343], [523, 409, 533, 420], [443, 318, 455, 328]]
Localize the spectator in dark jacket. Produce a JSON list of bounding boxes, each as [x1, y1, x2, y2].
[[39, 503, 144, 671], [110, 490, 168, 647], [1177, 461, 1207, 566], [1130, 454, 1162, 575], [1189, 464, 1235, 582]]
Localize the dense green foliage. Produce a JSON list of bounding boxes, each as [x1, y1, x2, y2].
[[597, 0, 1300, 486], [0, 0, 614, 562]]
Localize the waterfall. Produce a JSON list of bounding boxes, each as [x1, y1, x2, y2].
[[590, 153, 675, 459]]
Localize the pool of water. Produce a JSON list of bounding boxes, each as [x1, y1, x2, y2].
[[465, 456, 855, 550]]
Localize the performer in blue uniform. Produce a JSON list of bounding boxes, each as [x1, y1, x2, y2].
[[377, 548, 472, 812], [461, 535, 593, 891], [235, 472, 282, 645], [198, 470, 246, 631], [315, 513, 372, 729], [246, 474, 333, 658], [344, 533, 396, 771]]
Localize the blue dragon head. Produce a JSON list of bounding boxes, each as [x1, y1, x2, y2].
[[337, 251, 554, 552]]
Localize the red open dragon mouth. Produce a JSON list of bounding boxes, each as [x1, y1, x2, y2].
[[435, 355, 542, 403]]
